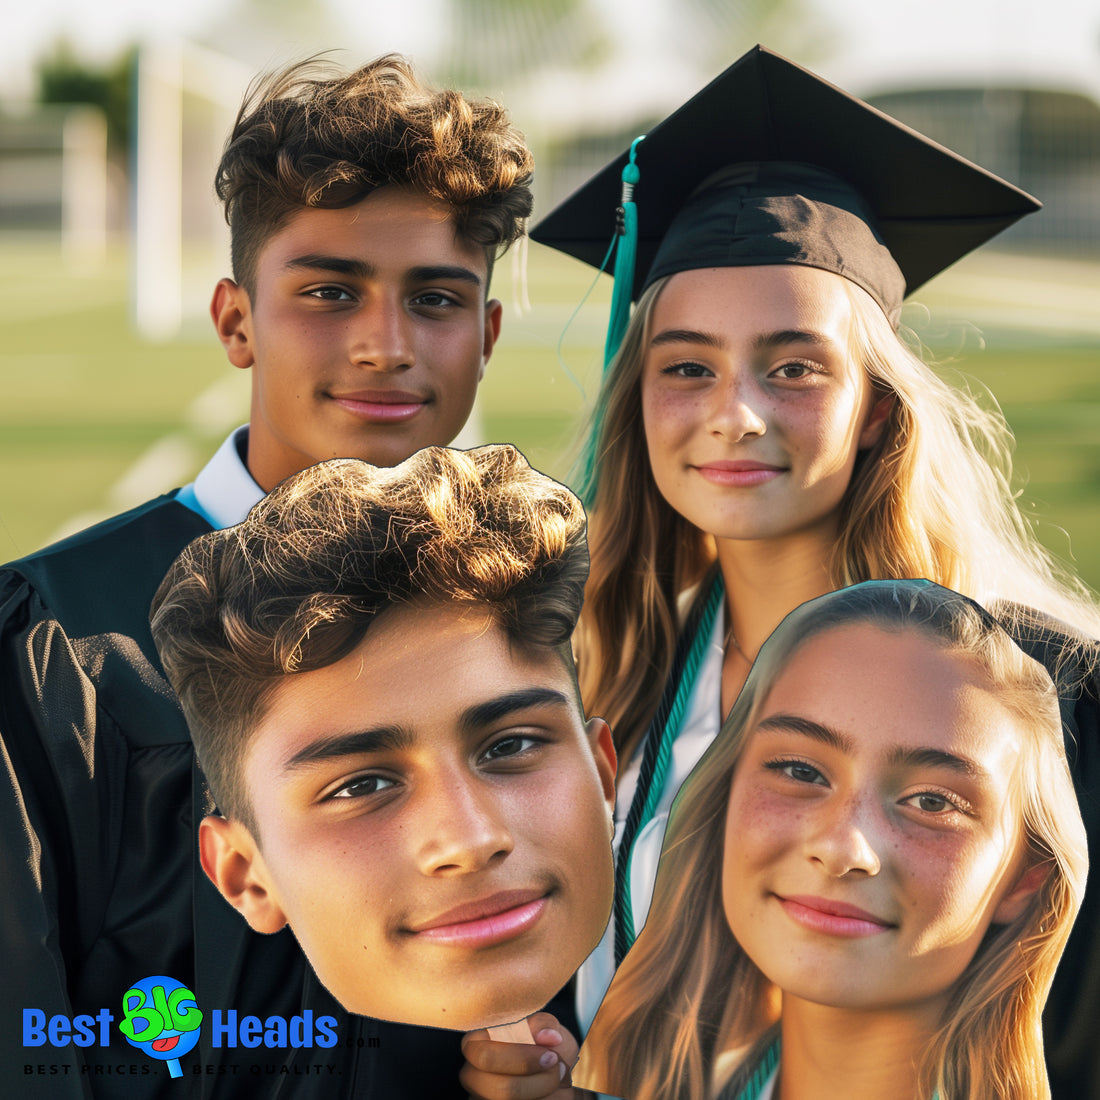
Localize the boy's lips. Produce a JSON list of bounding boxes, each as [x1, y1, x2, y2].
[[331, 389, 430, 422], [405, 888, 550, 948], [692, 460, 785, 487], [777, 894, 895, 937]]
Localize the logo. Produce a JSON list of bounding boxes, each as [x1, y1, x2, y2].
[[119, 976, 203, 1079]]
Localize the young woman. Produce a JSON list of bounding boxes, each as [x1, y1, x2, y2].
[[573, 581, 1088, 1100], [529, 46, 1100, 1096]]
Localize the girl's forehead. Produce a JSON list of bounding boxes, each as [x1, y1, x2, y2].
[[750, 622, 1028, 780]]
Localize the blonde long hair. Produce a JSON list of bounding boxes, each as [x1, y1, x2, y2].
[[575, 581, 1089, 1100], [575, 276, 1100, 760]]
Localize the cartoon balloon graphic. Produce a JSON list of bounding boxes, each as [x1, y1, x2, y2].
[[119, 975, 203, 1079]]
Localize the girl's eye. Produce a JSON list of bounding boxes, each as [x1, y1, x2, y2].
[[903, 791, 967, 815], [661, 361, 713, 379], [769, 361, 815, 380], [481, 735, 541, 763], [330, 774, 397, 800], [766, 759, 827, 786]]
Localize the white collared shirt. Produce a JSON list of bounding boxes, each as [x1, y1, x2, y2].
[[175, 425, 264, 529]]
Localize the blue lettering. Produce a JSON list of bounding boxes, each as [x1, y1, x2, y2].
[[211, 1009, 237, 1048], [314, 1016, 338, 1049], [71, 1016, 96, 1048], [47, 1016, 71, 1046], [264, 1016, 287, 1048], [239, 1016, 262, 1049], [96, 1008, 114, 1046], [22, 1010, 46, 1047]]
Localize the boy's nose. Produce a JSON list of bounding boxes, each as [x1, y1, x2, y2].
[[805, 795, 882, 877], [415, 777, 514, 876], [349, 294, 415, 371]]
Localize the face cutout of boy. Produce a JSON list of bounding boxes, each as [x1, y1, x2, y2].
[[199, 602, 616, 1032], [212, 186, 502, 491]]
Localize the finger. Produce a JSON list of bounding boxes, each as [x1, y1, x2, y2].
[[460, 1053, 567, 1100]]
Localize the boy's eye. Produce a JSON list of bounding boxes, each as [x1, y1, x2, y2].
[[330, 774, 397, 799], [411, 291, 459, 309], [765, 759, 827, 786], [307, 286, 354, 302], [481, 734, 541, 763]]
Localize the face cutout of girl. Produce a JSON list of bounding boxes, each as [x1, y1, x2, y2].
[[574, 582, 1087, 1100], [722, 621, 1038, 1022]]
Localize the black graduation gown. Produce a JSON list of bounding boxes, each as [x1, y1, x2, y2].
[[0, 493, 470, 1099], [1007, 610, 1100, 1100]]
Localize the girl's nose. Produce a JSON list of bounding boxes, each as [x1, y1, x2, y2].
[[707, 376, 767, 442], [805, 796, 882, 877]]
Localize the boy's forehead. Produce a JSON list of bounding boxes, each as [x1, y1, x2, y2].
[[254, 185, 489, 285], [248, 603, 584, 774]]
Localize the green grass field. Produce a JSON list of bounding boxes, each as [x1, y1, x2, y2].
[[1, 238, 1097, 595]]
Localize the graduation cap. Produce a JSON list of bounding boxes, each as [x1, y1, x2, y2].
[[531, 45, 1040, 350]]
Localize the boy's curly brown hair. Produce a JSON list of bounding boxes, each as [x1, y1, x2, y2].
[[215, 55, 534, 294], [150, 446, 587, 834]]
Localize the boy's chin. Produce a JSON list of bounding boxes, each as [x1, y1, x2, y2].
[[333, 986, 551, 1034]]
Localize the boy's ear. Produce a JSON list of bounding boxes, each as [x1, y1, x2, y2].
[[199, 815, 288, 934], [211, 278, 255, 370], [585, 717, 617, 813], [992, 860, 1048, 925], [479, 299, 504, 381], [858, 392, 893, 450]]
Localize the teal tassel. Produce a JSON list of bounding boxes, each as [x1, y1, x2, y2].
[[577, 136, 644, 507], [603, 136, 644, 367]]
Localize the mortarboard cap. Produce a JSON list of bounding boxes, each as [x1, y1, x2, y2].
[[531, 45, 1041, 327]]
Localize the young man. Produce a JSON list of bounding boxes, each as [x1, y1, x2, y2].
[[151, 446, 616, 1035], [0, 56, 532, 1098]]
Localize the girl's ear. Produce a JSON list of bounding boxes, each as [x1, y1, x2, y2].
[[992, 861, 1048, 925], [199, 815, 289, 934], [858, 393, 894, 449]]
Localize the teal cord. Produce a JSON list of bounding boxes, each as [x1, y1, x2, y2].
[[620, 573, 725, 945], [734, 1039, 780, 1100]]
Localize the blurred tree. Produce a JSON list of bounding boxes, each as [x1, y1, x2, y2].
[[36, 39, 135, 152]]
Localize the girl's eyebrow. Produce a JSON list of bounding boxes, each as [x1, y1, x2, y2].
[[755, 713, 987, 779], [755, 713, 852, 752], [888, 746, 986, 779], [648, 328, 830, 350], [650, 327, 725, 349]]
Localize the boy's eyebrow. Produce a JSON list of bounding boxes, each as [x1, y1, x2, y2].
[[755, 714, 986, 778], [282, 726, 412, 770], [408, 264, 483, 288], [283, 254, 375, 278], [280, 688, 572, 772], [459, 687, 573, 734], [282, 255, 483, 287]]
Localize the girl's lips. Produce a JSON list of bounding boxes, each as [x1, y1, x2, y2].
[[408, 891, 549, 949], [777, 894, 895, 937], [693, 461, 784, 487]]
